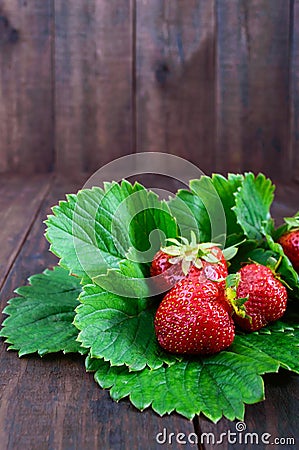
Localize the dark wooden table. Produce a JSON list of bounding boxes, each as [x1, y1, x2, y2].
[[0, 174, 298, 450]]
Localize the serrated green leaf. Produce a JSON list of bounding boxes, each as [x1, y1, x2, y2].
[[93, 259, 150, 298], [85, 316, 299, 422], [233, 321, 299, 373], [189, 177, 227, 246], [168, 189, 210, 242], [233, 173, 275, 240], [211, 173, 244, 241], [46, 181, 177, 285], [168, 174, 244, 247], [86, 351, 271, 422], [74, 283, 177, 371], [0, 267, 85, 356], [4, 173, 299, 426], [229, 246, 274, 272]]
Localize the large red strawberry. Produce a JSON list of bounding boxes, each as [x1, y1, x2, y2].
[[150, 232, 229, 291], [278, 230, 299, 273], [228, 264, 287, 332], [154, 277, 235, 355]]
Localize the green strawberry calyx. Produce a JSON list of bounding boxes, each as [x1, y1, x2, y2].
[[284, 213, 299, 232], [161, 231, 242, 275], [161, 231, 222, 275], [274, 212, 299, 240], [225, 273, 252, 323]]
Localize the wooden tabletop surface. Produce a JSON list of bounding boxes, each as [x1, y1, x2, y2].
[[0, 174, 298, 450]]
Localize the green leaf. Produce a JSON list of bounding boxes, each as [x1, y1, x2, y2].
[[229, 246, 274, 272], [168, 174, 244, 247], [93, 259, 150, 299], [0, 267, 85, 356], [233, 173, 275, 240], [86, 350, 273, 422], [5, 173, 299, 425], [211, 173, 244, 241], [168, 189, 210, 242], [46, 181, 177, 284], [233, 320, 299, 374], [227, 240, 259, 273], [284, 212, 299, 230], [74, 283, 177, 371], [222, 242, 242, 261], [273, 212, 299, 240], [189, 177, 227, 246], [86, 318, 299, 422]]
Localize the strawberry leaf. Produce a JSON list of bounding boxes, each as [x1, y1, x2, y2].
[[74, 283, 177, 371], [46, 181, 177, 284], [92, 259, 150, 299], [189, 176, 232, 246], [284, 212, 299, 230], [86, 318, 299, 422], [3, 175, 299, 425], [168, 174, 244, 247], [0, 267, 85, 356], [211, 173, 244, 241], [168, 188, 210, 242], [86, 349, 274, 422], [273, 212, 299, 240], [233, 173, 275, 241], [233, 321, 299, 373]]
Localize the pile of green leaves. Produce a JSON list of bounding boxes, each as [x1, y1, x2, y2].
[[1, 173, 299, 423]]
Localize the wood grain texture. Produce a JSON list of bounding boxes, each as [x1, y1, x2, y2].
[[0, 0, 53, 174], [0, 0, 298, 183], [54, 0, 134, 174], [0, 175, 50, 291], [216, 0, 291, 182], [290, 0, 299, 182], [0, 176, 195, 450], [271, 182, 299, 224], [136, 0, 216, 174]]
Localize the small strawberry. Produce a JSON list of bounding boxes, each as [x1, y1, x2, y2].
[[278, 213, 299, 273], [228, 264, 287, 332], [154, 277, 235, 355], [150, 231, 231, 291]]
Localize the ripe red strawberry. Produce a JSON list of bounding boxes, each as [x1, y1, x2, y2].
[[278, 230, 299, 273], [188, 246, 228, 288], [150, 232, 229, 291], [154, 277, 235, 355], [230, 264, 287, 332], [150, 250, 185, 289]]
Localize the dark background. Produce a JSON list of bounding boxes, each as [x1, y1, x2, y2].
[[0, 0, 298, 186]]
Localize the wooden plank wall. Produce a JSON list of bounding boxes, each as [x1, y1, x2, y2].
[[54, 0, 134, 173], [0, 0, 298, 182], [0, 0, 53, 174]]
